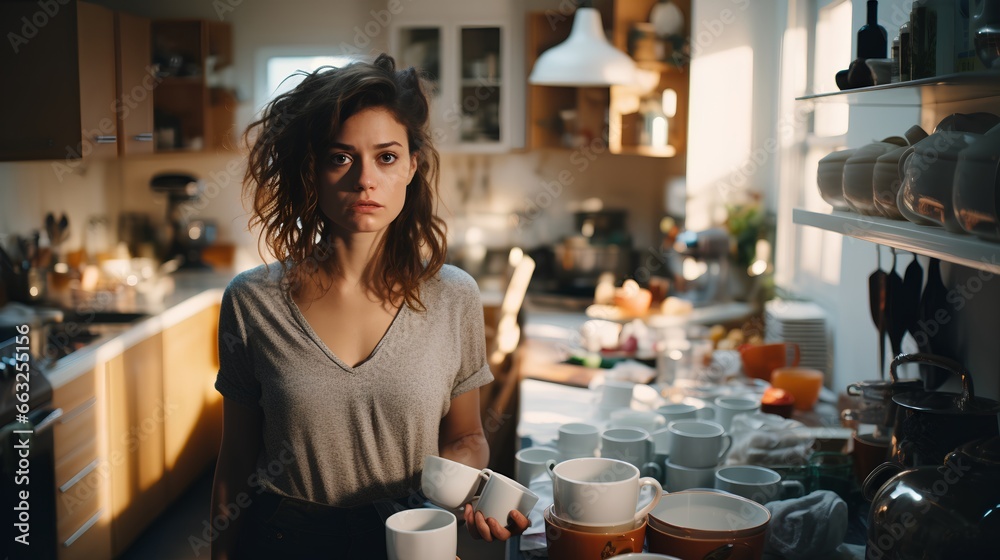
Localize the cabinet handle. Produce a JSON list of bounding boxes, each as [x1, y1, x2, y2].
[[33, 408, 63, 434], [94, 135, 117, 144], [62, 509, 103, 548], [58, 397, 96, 425], [134, 133, 154, 142], [59, 458, 100, 493]]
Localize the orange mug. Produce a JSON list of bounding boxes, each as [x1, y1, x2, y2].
[[770, 367, 824, 411], [739, 342, 800, 381]]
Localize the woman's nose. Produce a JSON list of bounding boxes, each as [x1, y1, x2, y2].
[[355, 162, 376, 191]]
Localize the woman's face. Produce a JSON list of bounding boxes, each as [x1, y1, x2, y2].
[[318, 106, 417, 237]]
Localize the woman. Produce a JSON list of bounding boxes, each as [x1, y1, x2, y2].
[[210, 54, 529, 559]]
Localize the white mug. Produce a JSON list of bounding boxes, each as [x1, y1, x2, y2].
[[655, 403, 700, 425], [610, 409, 667, 433], [600, 427, 662, 480], [557, 422, 600, 461], [666, 420, 732, 468], [714, 465, 805, 504], [665, 460, 717, 492], [712, 396, 761, 432], [474, 469, 539, 523], [420, 455, 485, 510], [385, 508, 457, 560], [515, 447, 559, 487], [599, 379, 636, 409], [546, 457, 663, 526], [650, 426, 673, 456]]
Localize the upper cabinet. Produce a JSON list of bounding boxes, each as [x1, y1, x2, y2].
[[525, 0, 690, 158], [115, 11, 156, 156], [0, 1, 118, 162], [390, 1, 523, 152], [151, 20, 236, 152]]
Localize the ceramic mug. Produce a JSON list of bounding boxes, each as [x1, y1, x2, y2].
[[599, 379, 636, 409], [600, 427, 662, 479], [711, 396, 761, 432], [739, 342, 800, 381], [665, 460, 717, 492], [420, 455, 485, 510], [474, 469, 539, 523], [647, 490, 771, 560], [666, 420, 732, 468], [546, 457, 663, 527], [385, 508, 457, 560], [515, 447, 560, 487], [556, 422, 600, 461], [609, 409, 667, 433], [714, 465, 805, 504]]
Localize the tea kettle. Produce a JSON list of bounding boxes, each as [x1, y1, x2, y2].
[[862, 436, 1000, 559]]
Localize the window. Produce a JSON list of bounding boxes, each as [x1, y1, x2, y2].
[[254, 50, 358, 111]]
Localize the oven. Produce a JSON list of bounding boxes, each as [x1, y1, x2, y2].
[[0, 336, 59, 560]]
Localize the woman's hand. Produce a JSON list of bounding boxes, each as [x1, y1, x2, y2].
[[462, 504, 531, 543]]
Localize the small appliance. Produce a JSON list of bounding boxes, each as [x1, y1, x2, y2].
[[672, 227, 732, 306], [150, 172, 216, 269]]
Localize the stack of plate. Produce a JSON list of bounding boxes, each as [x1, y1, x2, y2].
[[764, 300, 830, 377]]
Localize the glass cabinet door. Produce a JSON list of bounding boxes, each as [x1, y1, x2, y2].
[[457, 26, 502, 144], [397, 26, 441, 95]]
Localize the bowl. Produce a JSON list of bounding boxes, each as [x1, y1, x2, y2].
[[816, 148, 856, 210], [544, 504, 643, 534], [543, 505, 647, 560], [646, 490, 770, 559]]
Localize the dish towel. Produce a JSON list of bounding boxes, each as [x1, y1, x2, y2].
[[763, 490, 847, 560]]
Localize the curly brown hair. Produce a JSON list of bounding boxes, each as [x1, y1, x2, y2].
[[244, 53, 446, 310]]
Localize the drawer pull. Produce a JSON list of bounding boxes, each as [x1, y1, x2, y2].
[[94, 135, 117, 144], [134, 133, 154, 141], [59, 458, 100, 493], [33, 408, 63, 434], [63, 509, 102, 548], [59, 397, 96, 425]]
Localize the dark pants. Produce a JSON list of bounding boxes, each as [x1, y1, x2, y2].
[[235, 491, 414, 560]]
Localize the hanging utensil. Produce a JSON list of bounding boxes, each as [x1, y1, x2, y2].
[[886, 248, 907, 360], [916, 258, 950, 389], [899, 252, 924, 348], [868, 245, 888, 378]]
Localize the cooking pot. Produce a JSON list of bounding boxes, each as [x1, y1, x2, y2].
[[862, 436, 1000, 560], [887, 353, 1000, 468]]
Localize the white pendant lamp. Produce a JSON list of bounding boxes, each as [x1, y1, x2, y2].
[[528, 7, 638, 86]]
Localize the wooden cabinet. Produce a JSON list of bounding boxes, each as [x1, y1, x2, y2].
[[391, 1, 522, 152], [106, 333, 167, 557], [162, 303, 223, 501], [52, 366, 111, 560], [151, 20, 236, 152], [115, 12, 156, 156], [0, 1, 118, 161], [525, 0, 690, 158]]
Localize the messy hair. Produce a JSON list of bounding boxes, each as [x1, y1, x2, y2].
[[243, 53, 445, 310]]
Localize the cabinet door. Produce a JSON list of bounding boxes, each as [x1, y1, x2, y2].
[[457, 26, 503, 146], [106, 334, 167, 556], [115, 12, 155, 156], [77, 1, 118, 159], [162, 304, 222, 501]]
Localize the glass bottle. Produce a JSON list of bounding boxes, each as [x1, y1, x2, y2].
[[857, 0, 888, 59], [899, 18, 911, 81]]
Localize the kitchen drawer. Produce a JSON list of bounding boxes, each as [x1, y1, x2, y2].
[[53, 397, 98, 461], [58, 509, 111, 560], [55, 436, 99, 490], [56, 460, 103, 544], [52, 368, 99, 414]]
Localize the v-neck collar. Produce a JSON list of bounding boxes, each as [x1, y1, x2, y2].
[[282, 282, 408, 373]]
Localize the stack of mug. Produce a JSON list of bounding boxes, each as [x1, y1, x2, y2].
[[663, 419, 732, 491], [542, 457, 663, 560]]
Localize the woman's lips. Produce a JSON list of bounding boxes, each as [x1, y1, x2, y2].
[[351, 200, 383, 213]]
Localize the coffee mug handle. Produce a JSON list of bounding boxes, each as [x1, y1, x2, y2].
[[479, 468, 494, 482], [717, 435, 733, 462], [641, 461, 662, 481], [782, 479, 806, 499], [544, 459, 557, 481], [633, 477, 664, 523]]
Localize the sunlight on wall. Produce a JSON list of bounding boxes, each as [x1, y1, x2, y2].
[[686, 45, 754, 231]]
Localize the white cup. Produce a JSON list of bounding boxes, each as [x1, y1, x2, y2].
[[655, 403, 700, 425], [420, 455, 484, 510], [546, 457, 663, 526], [665, 460, 717, 492], [599, 379, 636, 409], [557, 422, 600, 461], [600, 427, 662, 479], [609, 409, 667, 433], [650, 426, 673, 456], [714, 465, 806, 504], [385, 508, 457, 560], [515, 447, 559, 487], [666, 420, 732, 468], [474, 469, 539, 523], [712, 396, 761, 432]]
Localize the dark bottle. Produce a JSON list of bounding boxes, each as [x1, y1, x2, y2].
[[858, 0, 888, 59]]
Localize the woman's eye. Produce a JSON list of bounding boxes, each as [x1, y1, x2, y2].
[[329, 153, 351, 165], [379, 153, 398, 164]]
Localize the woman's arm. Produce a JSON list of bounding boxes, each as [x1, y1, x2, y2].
[[211, 397, 263, 560], [440, 389, 530, 542]]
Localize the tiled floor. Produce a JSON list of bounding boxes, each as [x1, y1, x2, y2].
[[118, 466, 504, 559]]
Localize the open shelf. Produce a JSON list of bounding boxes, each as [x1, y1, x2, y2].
[[796, 71, 1000, 106], [792, 209, 1000, 274]]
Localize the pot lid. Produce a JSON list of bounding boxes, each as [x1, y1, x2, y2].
[[957, 436, 1000, 466]]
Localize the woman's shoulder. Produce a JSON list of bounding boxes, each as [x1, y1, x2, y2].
[[421, 264, 480, 305], [224, 262, 285, 301]]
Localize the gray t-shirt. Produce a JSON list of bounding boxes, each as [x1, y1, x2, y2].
[[215, 263, 494, 506]]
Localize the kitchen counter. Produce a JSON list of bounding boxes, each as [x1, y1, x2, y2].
[[43, 268, 236, 389]]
